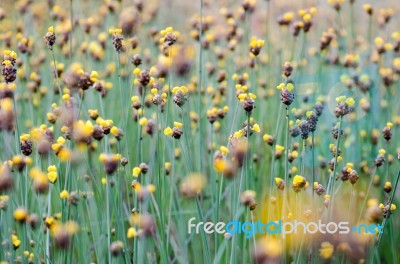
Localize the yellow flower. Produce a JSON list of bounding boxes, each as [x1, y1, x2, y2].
[[384, 181, 392, 188], [345, 97, 355, 107], [62, 94, 70, 101], [286, 83, 294, 91], [12, 234, 21, 248], [276, 83, 285, 90], [151, 88, 158, 95], [379, 149, 386, 155], [336, 96, 346, 103], [139, 117, 148, 126], [58, 148, 71, 162], [363, 4, 372, 13], [60, 190, 69, 199], [275, 178, 283, 184], [253, 124, 260, 133], [45, 216, 55, 228], [110, 126, 119, 136], [3, 60, 12, 67], [127, 227, 137, 239], [319, 241, 334, 259], [109, 28, 122, 35], [263, 134, 272, 142], [293, 175, 304, 185], [237, 93, 247, 100], [303, 13, 311, 22], [0, 98, 13, 112], [174, 122, 183, 129], [214, 159, 228, 173], [249, 37, 264, 48], [220, 146, 229, 155], [131, 96, 140, 103], [47, 170, 58, 183], [132, 167, 141, 177], [164, 127, 173, 136], [133, 68, 141, 75], [275, 145, 285, 152], [13, 208, 28, 222], [233, 130, 243, 138]]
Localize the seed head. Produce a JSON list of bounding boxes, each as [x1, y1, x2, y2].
[[109, 28, 124, 53], [44, 26, 56, 50], [277, 83, 295, 106]]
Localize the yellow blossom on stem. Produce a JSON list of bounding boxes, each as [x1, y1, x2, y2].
[[60, 190, 69, 199], [132, 167, 141, 177], [164, 127, 173, 136]]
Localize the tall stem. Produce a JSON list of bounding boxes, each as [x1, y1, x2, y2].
[[282, 106, 290, 264], [328, 116, 343, 219], [69, 0, 73, 62], [51, 49, 62, 96], [198, 0, 203, 173], [311, 132, 315, 201], [106, 180, 111, 264], [376, 168, 400, 249]]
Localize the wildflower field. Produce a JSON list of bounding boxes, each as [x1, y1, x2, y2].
[[1, 0, 400, 263]]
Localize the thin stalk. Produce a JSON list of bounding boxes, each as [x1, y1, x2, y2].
[[282, 106, 290, 264], [250, 211, 256, 260], [357, 166, 377, 223], [51, 49, 62, 96], [12, 97, 20, 153], [195, 196, 211, 264], [156, 108, 168, 263], [106, 180, 111, 264], [246, 112, 251, 189], [327, 116, 343, 219], [198, 0, 204, 173], [376, 168, 400, 249], [311, 132, 315, 200], [46, 185, 52, 264], [69, 0, 73, 62]]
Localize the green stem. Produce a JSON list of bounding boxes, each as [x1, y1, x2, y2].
[[282, 106, 290, 264], [327, 116, 343, 219], [376, 168, 400, 249], [195, 196, 211, 264], [198, 0, 204, 173], [106, 180, 111, 264]]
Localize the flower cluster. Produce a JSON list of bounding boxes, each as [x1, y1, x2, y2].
[[277, 82, 295, 106], [44, 26, 56, 50], [164, 122, 183, 139], [159, 27, 179, 47], [249, 37, 264, 56], [1, 50, 17, 83], [109, 28, 124, 53], [334, 96, 355, 117]]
